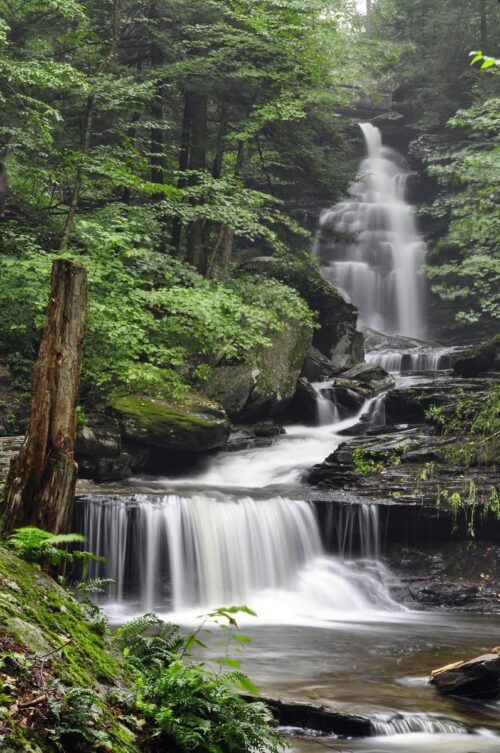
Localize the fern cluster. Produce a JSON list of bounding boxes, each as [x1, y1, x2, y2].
[[116, 611, 285, 753], [6, 527, 104, 573]]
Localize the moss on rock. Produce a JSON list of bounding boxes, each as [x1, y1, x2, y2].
[[0, 548, 140, 752], [110, 393, 230, 453]]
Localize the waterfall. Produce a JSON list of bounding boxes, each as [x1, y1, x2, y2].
[[318, 123, 427, 339], [75, 494, 402, 622], [311, 380, 339, 425], [366, 345, 462, 373]]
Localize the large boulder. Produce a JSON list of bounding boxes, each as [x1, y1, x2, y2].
[[203, 317, 312, 421], [76, 414, 121, 459], [301, 345, 337, 383], [453, 336, 500, 377], [110, 394, 230, 453], [241, 257, 363, 369], [431, 650, 500, 698], [340, 362, 395, 395]]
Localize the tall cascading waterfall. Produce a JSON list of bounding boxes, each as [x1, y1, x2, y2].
[[75, 493, 402, 621], [318, 123, 427, 340]]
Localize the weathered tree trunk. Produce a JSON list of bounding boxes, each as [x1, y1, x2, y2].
[[205, 142, 246, 277], [1, 260, 88, 535]]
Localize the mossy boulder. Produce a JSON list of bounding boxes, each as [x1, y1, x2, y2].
[[241, 257, 363, 370], [110, 394, 230, 453], [203, 316, 312, 421], [0, 548, 140, 753]]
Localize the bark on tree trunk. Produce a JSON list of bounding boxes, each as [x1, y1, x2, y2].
[[1, 260, 88, 535]]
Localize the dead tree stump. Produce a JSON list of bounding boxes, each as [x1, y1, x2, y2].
[[1, 259, 88, 534]]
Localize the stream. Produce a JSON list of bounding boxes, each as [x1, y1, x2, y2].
[[75, 124, 499, 752]]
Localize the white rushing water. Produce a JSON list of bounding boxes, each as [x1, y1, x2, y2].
[[77, 493, 403, 624], [139, 394, 378, 491], [318, 123, 427, 339], [366, 346, 462, 373]]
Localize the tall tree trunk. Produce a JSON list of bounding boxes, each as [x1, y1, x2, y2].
[[171, 90, 193, 254], [212, 105, 228, 179], [59, 0, 121, 250], [185, 89, 208, 273], [205, 142, 246, 278], [150, 1, 165, 197], [480, 0, 487, 45], [1, 260, 88, 535], [366, 0, 372, 34]]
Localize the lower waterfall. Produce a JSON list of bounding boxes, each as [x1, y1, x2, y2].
[[75, 494, 403, 623]]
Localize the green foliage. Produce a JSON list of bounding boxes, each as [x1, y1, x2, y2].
[[425, 386, 499, 468], [352, 445, 406, 474], [0, 208, 313, 400], [115, 609, 284, 753], [6, 527, 104, 572], [371, 0, 500, 129], [424, 99, 500, 323], [43, 682, 111, 752], [470, 51, 500, 70], [0, 0, 361, 408]]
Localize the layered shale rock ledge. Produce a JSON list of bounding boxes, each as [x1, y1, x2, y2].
[[453, 335, 500, 378], [307, 374, 499, 507]]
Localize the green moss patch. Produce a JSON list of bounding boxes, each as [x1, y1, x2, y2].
[[0, 549, 141, 753], [110, 394, 229, 452]]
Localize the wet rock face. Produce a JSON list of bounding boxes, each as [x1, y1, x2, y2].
[[384, 375, 495, 424], [76, 414, 121, 459], [453, 335, 500, 378], [76, 395, 230, 481], [203, 316, 312, 422], [339, 362, 395, 395], [387, 541, 500, 613], [431, 651, 500, 698], [241, 256, 363, 369], [301, 345, 337, 383]]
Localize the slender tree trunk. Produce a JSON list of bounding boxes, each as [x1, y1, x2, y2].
[[150, 1, 165, 197], [1, 260, 88, 535], [212, 105, 228, 179], [59, 0, 121, 250], [479, 0, 487, 45], [171, 90, 192, 254], [205, 142, 246, 277], [366, 0, 372, 34], [185, 90, 208, 272]]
